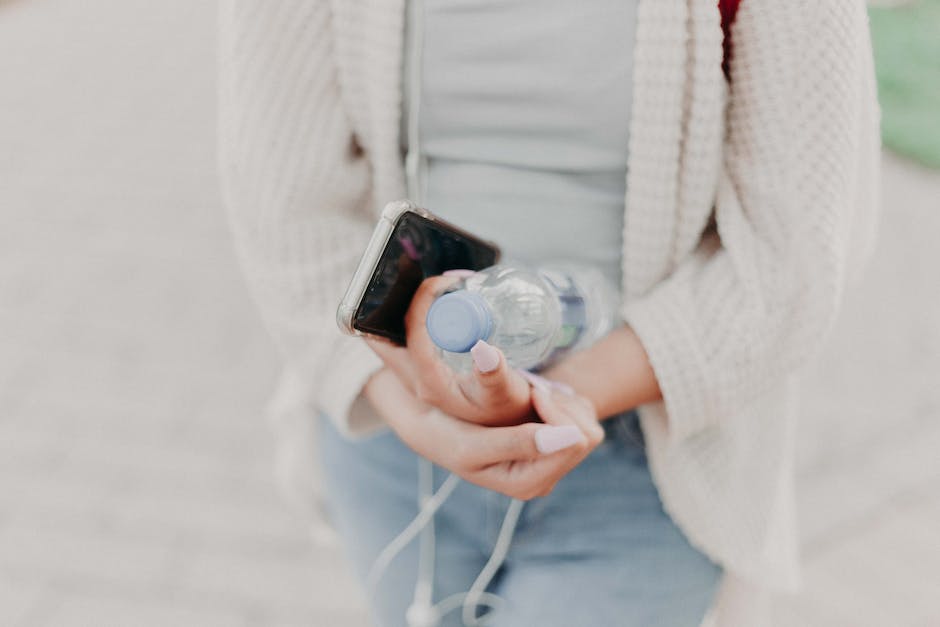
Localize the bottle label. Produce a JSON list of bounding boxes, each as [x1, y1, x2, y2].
[[539, 269, 587, 368]]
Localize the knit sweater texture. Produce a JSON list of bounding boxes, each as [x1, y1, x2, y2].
[[218, 0, 881, 610]]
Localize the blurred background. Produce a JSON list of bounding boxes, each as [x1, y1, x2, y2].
[[0, 1, 937, 626]]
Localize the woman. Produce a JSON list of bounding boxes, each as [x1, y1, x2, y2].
[[219, 1, 880, 625]]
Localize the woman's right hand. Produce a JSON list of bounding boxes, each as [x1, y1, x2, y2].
[[363, 367, 604, 500], [365, 274, 535, 428]]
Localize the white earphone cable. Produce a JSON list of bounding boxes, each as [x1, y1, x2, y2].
[[382, 0, 520, 623], [461, 498, 524, 626], [413, 458, 437, 608], [404, 0, 427, 206], [366, 472, 460, 596]]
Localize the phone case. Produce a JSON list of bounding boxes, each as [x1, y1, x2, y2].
[[336, 199, 502, 340], [335, 199, 426, 336]]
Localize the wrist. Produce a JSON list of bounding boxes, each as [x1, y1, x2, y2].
[[542, 325, 661, 419]]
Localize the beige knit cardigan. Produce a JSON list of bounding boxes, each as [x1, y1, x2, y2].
[[219, 0, 880, 602]]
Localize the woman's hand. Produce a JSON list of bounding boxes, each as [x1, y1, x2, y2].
[[366, 274, 533, 427], [363, 367, 604, 500], [541, 324, 662, 420]]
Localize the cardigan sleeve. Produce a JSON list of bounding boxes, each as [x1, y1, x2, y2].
[[623, 1, 881, 441], [218, 0, 384, 437]]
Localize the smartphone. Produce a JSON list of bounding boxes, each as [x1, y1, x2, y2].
[[336, 200, 501, 345]]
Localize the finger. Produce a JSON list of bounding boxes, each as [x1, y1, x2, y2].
[[465, 421, 543, 465], [470, 408, 594, 498], [463, 419, 590, 469], [466, 389, 602, 499], [518, 370, 576, 397], [365, 337, 418, 393], [531, 386, 604, 443], [364, 336, 408, 367], [471, 453, 576, 500], [403, 276, 464, 394], [393, 408, 538, 472], [371, 394, 472, 469], [456, 341, 531, 415], [461, 393, 597, 498], [389, 418, 538, 474]]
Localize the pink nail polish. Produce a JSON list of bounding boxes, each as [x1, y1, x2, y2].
[[442, 269, 476, 278], [535, 425, 585, 455], [550, 381, 576, 396], [518, 370, 551, 393], [518, 371, 574, 396], [470, 340, 500, 373]]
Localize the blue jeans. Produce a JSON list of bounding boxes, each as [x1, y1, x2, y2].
[[317, 411, 721, 627]]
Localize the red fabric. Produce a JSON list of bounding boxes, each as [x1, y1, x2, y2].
[[719, 0, 741, 79]]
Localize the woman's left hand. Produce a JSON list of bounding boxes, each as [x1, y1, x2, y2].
[[366, 274, 534, 427], [363, 366, 605, 500]]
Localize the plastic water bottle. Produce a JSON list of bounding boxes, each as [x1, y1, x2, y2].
[[425, 264, 620, 372]]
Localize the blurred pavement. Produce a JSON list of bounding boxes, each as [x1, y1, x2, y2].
[[0, 1, 937, 626]]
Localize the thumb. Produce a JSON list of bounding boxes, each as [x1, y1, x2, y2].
[[459, 340, 530, 410]]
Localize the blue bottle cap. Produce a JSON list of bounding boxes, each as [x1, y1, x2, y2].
[[426, 290, 493, 353]]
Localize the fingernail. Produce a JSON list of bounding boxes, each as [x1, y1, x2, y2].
[[470, 340, 500, 373], [535, 425, 585, 455], [518, 371, 574, 396], [550, 381, 575, 396], [518, 370, 551, 393], [442, 269, 476, 278]]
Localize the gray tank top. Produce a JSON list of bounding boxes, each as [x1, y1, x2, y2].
[[402, 0, 636, 289]]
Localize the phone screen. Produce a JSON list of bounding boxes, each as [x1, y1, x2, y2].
[[353, 212, 499, 345]]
